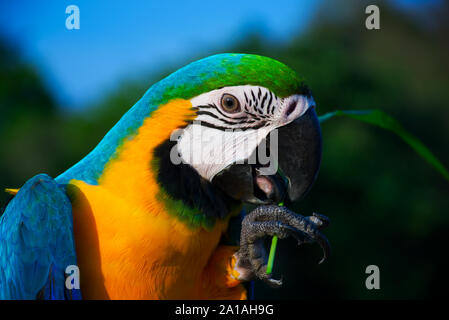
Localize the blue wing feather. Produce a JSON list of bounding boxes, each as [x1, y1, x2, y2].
[[0, 174, 81, 300]]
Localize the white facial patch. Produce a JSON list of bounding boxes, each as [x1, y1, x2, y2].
[[174, 85, 315, 181], [174, 124, 272, 180]]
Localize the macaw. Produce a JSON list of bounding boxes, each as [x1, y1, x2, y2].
[[0, 53, 329, 300]]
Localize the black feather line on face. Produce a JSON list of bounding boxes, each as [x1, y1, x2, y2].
[[195, 101, 271, 129], [267, 91, 274, 113], [207, 103, 247, 120], [261, 91, 268, 112], [186, 119, 265, 131], [251, 89, 256, 103], [153, 139, 240, 220], [244, 110, 262, 119], [196, 111, 254, 125], [244, 88, 279, 117], [192, 87, 283, 130]]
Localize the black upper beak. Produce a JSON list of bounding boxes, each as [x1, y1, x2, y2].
[[277, 107, 322, 202], [212, 107, 322, 205]]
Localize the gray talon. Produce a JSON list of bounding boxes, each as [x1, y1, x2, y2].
[[309, 212, 330, 229], [236, 205, 331, 287], [316, 232, 330, 264], [265, 277, 283, 288]]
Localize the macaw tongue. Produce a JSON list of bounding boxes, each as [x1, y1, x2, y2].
[[211, 162, 286, 205], [253, 170, 286, 203], [255, 175, 273, 195]]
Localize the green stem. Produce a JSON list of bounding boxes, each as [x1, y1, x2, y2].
[[266, 235, 278, 275], [266, 202, 283, 275]]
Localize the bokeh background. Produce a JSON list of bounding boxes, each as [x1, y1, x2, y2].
[[1, 0, 448, 299]]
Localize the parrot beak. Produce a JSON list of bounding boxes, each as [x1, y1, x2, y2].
[[212, 107, 322, 205], [277, 107, 322, 202]]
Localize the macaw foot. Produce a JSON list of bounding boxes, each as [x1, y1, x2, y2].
[[234, 205, 330, 288]]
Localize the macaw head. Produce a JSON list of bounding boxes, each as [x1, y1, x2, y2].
[[152, 53, 321, 211]]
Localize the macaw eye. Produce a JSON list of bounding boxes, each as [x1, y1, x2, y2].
[[220, 94, 241, 113]]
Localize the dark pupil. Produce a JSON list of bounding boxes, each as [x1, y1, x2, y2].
[[224, 97, 234, 108]]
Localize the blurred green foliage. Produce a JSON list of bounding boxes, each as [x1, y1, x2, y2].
[[318, 109, 449, 181], [0, 0, 448, 299]]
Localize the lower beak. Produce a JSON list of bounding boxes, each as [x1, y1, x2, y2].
[[212, 107, 322, 204]]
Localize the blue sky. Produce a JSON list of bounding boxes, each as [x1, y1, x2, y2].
[[0, 0, 441, 109]]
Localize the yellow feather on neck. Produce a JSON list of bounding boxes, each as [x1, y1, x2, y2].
[[68, 99, 234, 299]]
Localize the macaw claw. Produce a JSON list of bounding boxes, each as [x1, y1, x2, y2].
[[235, 205, 331, 288]]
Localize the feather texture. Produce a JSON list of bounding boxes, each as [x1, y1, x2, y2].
[[0, 174, 80, 300]]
